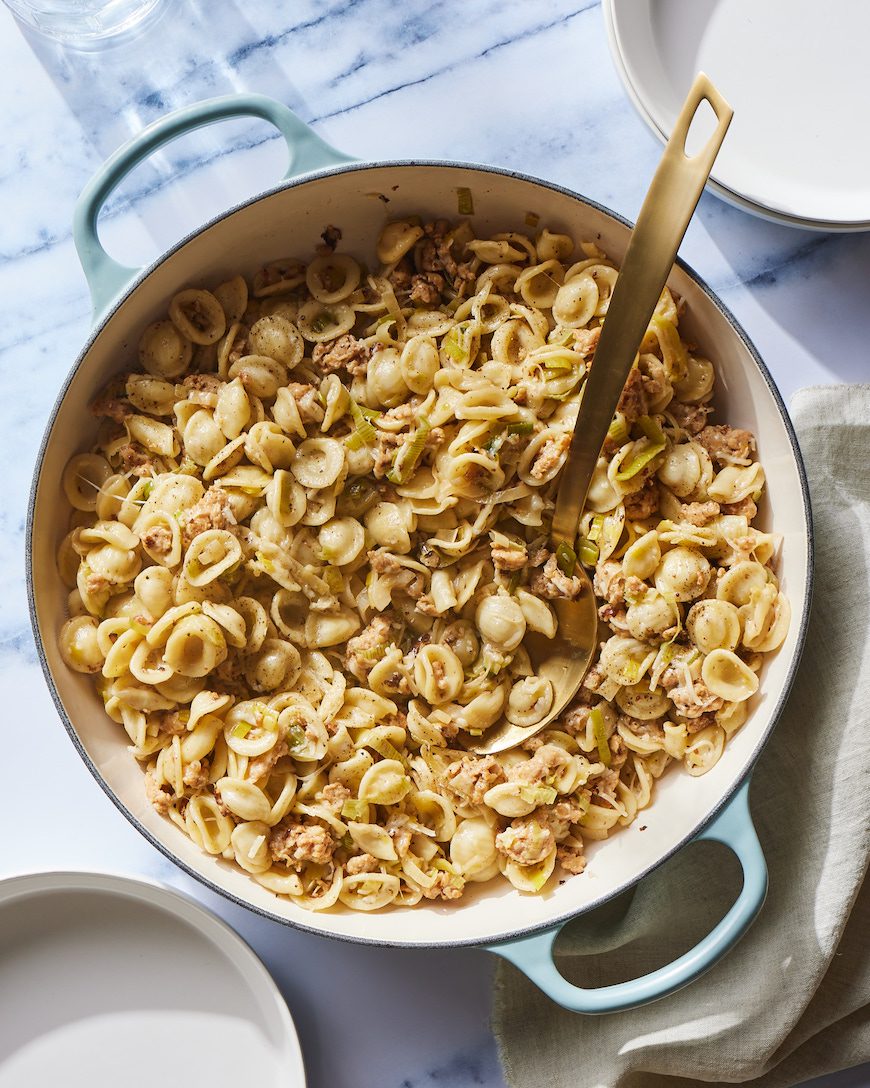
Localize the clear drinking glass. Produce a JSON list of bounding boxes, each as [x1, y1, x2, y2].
[[3, 0, 164, 47]]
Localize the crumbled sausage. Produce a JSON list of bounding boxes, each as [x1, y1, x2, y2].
[[418, 219, 476, 294], [496, 816, 555, 866], [721, 496, 758, 521], [344, 616, 393, 681], [399, 567, 428, 602], [530, 553, 585, 600], [414, 594, 440, 617], [680, 500, 720, 526], [696, 424, 756, 465], [559, 703, 591, 737], [181, 488, 237, 548], [157, 710, 188, 736], [372, 429, 401, 479], [379, 401, 419, 429], [669, 678, 724, 719], [312, 333, 371, 379], [528, 543, 549, 567], [269, 822, 336, 868], [592, 767, 620, 796], [421, 870, 465, 900], [288, 382, 325, 425], [386, 813, 414, 858], [426, 425, 445, 449], [617, 367, 647, 423], [84, 570, 111, 598], [213, 787, 232, 817], [686, 711, 718, 735], [179, 296, 217, 338], [445, 755, 506, 806], [144, 770, 173, 815], [428, 657, 450, 699], [248, 739, 289, 783], [583, 663, 607, 694], [491, 538, 528, 572], [319, 782, 351, 813], [623, 478, 660, 521], [624, 575, 648, 602], [640, 357, 671, 408], [599, 604, 628, 634], [382, 662, 410, 698], [182, 759, 209, 791], [182, 373, 223, 393], [118, 443, 157, 477], [346, 853, 379, 875], [530, 431, 570, 480], [367, 548, 403, 574], [387, 257, 414, 292], [418, 235, 443, 273], [730, 532, 764, 564], [409, 272, 445, 305], [540, 799, 586, 839], [141, 524, 174, 559], [659, 662, 681, 689], [669, 401, 711, 435], [573, 325, 601, 357], [556, 842, 587, 875], [593, 560, 626, 609], [609, 733, 628, 770], [508, 744, 571, 788], [222, 323, 249, 368]]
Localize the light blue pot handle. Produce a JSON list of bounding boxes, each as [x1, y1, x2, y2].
[[487, 778, 766, 1013], [72, 93, 354, 320]]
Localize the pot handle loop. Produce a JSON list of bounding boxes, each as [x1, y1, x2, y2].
[[72, 93, 353, 320], [486, 778, 766, 1013]]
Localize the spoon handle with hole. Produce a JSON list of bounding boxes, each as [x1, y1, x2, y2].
[[550, 72, 733, 547]]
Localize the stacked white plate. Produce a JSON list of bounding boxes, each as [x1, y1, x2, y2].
[[604, 0, 870, 231], [0, 873, 306, 1088]]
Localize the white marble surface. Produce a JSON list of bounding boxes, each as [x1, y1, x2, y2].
[[1, 2, 869, 1086]]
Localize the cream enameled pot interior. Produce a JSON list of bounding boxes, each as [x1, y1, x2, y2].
[[30, 164, 811, 946]]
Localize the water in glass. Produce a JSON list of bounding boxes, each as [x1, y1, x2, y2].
[[3, 0, 163, 46]]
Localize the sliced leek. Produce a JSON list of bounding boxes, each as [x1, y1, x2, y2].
[[591, 706, 611, 767], [555, 540, 577, 576], [388, 416, 432, 484]]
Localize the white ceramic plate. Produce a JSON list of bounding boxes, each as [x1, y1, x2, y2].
[[604, 0, 870, 231], [0, 872, 305, 1088]]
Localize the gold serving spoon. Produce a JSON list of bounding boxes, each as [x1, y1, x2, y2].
[[472, 73, 733, 756]]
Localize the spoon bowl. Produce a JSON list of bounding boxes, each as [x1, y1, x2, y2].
[[475, 594, 600, 754]]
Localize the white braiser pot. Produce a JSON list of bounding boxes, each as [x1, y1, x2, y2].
[[27, 95, 813, 1013]]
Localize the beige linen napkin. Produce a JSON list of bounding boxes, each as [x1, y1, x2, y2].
[[493, 385, 870, 1088]]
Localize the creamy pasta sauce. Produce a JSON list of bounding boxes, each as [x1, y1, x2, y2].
[[57, 218, 789, 910]]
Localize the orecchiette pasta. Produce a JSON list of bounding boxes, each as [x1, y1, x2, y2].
[[169, 289, 227, 346], [60, 214, 787, 911]]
